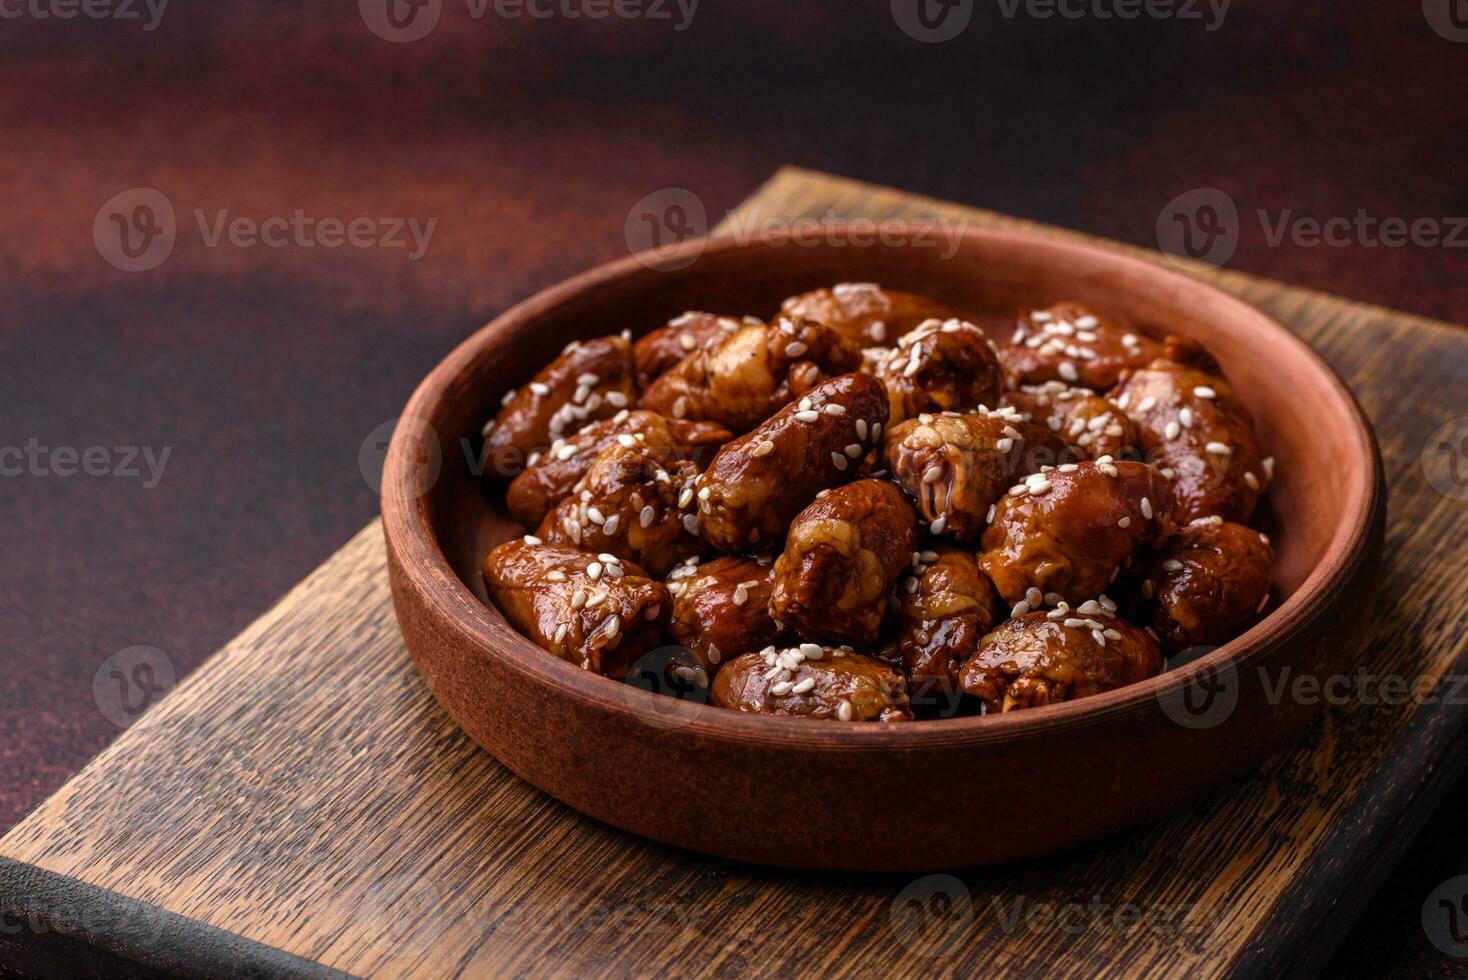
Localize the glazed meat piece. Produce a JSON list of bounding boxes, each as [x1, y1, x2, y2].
[[632, 311, 748, 388], [779, 282, 956, 347], [769, 480, 918, 647], [483, 539, 673, 678], [711, 645, 913, 722], [535, 442, 702, 577], [1143, 520, 1273, 653], [959, 611, 1164, 713], [695, 372, 889, 552], [884, 408, 1074, 544], [873, 318, 1005, 425], [640, 315, 862, 432], [1110, 337, 1268, 523], [999, 303, 1162, 391], [978, 459, 1176, 606], [1003, 382, 1139, 461], [481, 335, 637, 476], [667, 555, 785, 671], [898, 545, 1000, 691], [506, 409, 732, 527]]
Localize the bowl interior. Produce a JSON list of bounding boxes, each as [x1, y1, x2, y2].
[[397, 228, 1371, 723]]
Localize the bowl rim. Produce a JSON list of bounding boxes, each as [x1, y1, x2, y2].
[[382, 221, 1383, 748]]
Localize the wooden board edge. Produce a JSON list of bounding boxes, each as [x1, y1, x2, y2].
[[1267, 680, 1468, 979], [750, 165, 1468, 342], [0, 857, 350, 980]]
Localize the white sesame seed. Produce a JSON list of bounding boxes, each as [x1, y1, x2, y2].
[[501, 388, 517, 406], [770, 681, 793, 696], [1058, 463, 1079, 473], [1164, 421, 1181, 440], [824, 403, 846, 416], [872, 422, 882, 441], [523, 534, 543, 545], [732, 586, 748, 606], [922, 465, 944, 484], [602, 515, 621, 536], [855, 419, 868, 440], [791, 677, 816, 695], [607, 391, 629, 408], [530, 382, 550, 396], [996, 437, 1014, 452], [1058, 362, 1078, 382], [986, 504, 997, 523], [1012, 600, 1031, 616], [836, 700, 853, 721], [640, 505, 655, 527], [1141, 497, 1153, 519], [930, 515, 947, 534], [1137, 395, 1156, 412], [672, 397, 687, 418], [751, 440, 776, 459], [683, 514, 698, 535], [577, 372, 599, 387], [480, 418, 496, 437], [785, 341, 808, 358], [1243, 471, 1260, 491], [1193, 386, 1216, 399], [587, 562, 603, 580], [1118, 516, 1131, 528], [553, 623, 568, 644], [1262, 456, 1276, 480], [831, 452, 848, 471], [587, 507, 606, 525], [1028, 480, 1051, 495], [1205, 441, 1232, 456], [1179, 408, 1194, 429], [795, 410, 820, 423], [678, 332, 698, 351], [546, 569, 567, 582], [1163, 558, 1183, 572], [1092, 629, 1107, 646], [1063, 617, 1086, 628], [602, 615, 620, 638]]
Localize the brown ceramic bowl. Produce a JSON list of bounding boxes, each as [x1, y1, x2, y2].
[[382, 224, 1384, 871]]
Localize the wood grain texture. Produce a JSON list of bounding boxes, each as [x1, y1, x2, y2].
[[3, 168, 1466, 979]]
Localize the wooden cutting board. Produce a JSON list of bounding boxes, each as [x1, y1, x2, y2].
[[3, 168, 1467, 980]]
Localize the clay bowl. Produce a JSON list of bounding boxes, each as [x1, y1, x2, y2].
[[382, 223, 1384, 871]]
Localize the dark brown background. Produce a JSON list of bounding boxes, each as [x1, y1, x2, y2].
[[2, 3, 1466, 976]]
